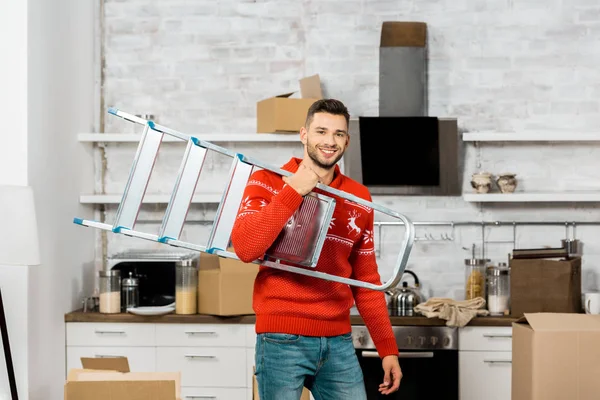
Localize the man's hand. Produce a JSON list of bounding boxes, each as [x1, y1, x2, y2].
[[379, 355, 402, 395], [282, 162, 320, 196]]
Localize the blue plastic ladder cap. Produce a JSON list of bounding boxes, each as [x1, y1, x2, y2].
[[236, 153, 244, 162], [191, 137, 201, 146], [112, 226, 126, 233], [147, 120, 156, 130], [206, 247, 224, 254], [73, 218, 84, 225], [108, 107, 118, 115], [158, 236, 176, 243]]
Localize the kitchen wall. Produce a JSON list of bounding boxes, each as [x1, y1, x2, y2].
[[98, 0, 600, 299]]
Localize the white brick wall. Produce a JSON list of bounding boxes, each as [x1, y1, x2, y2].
[[96, 0, 600, 301]]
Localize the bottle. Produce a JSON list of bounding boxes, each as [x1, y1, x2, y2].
[[99, 270, 121, 314], [487, 263, 510, 315], [121, 272, 139, 312], [176, 262, 198, 314]]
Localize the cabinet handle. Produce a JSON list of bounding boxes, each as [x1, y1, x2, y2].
[[94, 354, 124, 358], [483, 334, 512, 338], [185, 331, 217, 336], [362, 351, 434, 359], [185, 397, 217, 399], [184, 355, 216, 360], [484, 360, 512, 364], [94, 330, 126, 335]]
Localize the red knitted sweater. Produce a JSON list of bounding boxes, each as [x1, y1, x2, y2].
[[230, 157, 398, 358]]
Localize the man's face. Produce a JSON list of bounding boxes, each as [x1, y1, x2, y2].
[[300, 112, 349, 170]]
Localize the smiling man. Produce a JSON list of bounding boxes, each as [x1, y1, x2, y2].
[[231, 99, 402, 400]]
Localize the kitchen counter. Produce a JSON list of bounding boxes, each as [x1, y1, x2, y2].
[[64, 309, 518, 327]]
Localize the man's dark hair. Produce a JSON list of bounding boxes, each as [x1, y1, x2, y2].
[[305, 99, 350, 129]]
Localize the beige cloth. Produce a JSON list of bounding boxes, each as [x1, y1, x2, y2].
[[414, 297, 489, 327]]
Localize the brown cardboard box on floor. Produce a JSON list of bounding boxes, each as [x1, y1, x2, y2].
[[253, 368, 311, 400], [512, 313, 600, 400], [256, 74, 323, 133], [197, 251, 259, 316], [510, 256, 581, 316], [65, 357, 181, 400]]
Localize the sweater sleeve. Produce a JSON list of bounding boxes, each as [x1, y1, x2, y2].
[[349, 199, 398, 359], [230, 172, 304, 263]]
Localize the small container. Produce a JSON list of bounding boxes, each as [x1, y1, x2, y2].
[[465, 258, 488, 300], [121, 272, 139, 312], [99, 270, 121, 314], [176, 263, 198, 315], [487, 263, 511, 315]]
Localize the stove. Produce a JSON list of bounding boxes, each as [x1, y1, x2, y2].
[[351, 323, 458, 399]]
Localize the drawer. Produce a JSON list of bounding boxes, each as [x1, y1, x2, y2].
[[66, 323, 155, 346], [66, 346, 156, 373], [459, 351, 512, 400], [156, 347, 247, 388], [181, 387, 247, 400], [156, 324, 247, 347], [459, 327, 512, 351]]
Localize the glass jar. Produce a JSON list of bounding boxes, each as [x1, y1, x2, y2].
[[99, 270, 121, 314], [176, 263, 198, 315], [487, 263, 511, 315], [121, 272, 139, 312], [465, 258, 488, 300]]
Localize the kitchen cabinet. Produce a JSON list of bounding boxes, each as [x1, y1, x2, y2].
[[458, 327, 512, 400], [66, 322, 256, 400]]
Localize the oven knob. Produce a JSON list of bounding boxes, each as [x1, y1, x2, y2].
[[406, 335, 414, 346], [356, 331, 368, 346], [430, 336, 439, 346], [443, 336, 451, 347], [419, 336, 426, 346]]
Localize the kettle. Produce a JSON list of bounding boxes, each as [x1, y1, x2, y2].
[[386, 270, 422, 316]]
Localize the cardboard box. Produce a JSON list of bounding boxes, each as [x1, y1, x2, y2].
[[253, 368, 311, 400], [197, 251, 259, 316], [65, 357, 181, 400], [256, 74, 323, 133], [510, 256, 581, 316], [512, 313, 600, 400]]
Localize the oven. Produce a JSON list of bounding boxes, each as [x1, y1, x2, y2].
[[351, 325, 458, 400]]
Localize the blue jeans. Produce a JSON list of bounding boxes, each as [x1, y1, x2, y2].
[[254, 332, 367, 400]]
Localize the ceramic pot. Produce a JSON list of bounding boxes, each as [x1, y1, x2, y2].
[[471, 172, 492, 194], [496, 173, 517, 193]]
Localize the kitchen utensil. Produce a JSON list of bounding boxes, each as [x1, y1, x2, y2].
[[387, 270, 422, 316], [73, 108, 415, 292], [121, 272, 139, 312]]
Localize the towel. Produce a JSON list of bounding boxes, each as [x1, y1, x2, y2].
[[414, 297, 490, 327]]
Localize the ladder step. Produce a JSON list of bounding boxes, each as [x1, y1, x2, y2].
[[158, 138, 208, 242], [205, 155, 254, 253], [112, 124, 163, 232]]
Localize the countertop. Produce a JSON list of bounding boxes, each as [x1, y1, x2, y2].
[[64, 310, 518, 327]]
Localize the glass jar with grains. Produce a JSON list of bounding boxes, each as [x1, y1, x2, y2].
[[465, 258, 488, 300]]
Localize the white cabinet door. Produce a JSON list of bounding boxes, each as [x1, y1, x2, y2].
[[156, 346, 247, 388], [66, 346, 156, 372], [459, 351, 512, 400], [66, 322, 156, 346], [156, 324, 247, 347]]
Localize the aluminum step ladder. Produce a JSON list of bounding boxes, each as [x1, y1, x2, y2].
[[73, 108, 415, 291]]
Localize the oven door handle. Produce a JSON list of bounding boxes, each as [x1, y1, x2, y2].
[[361, 351, 434, 359]]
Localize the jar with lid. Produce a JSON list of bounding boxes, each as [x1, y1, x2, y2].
[[465, 258, 488, 300], [99, 270, 121, 314], [176, 262, 198, 315], [121, 272, 139, 312], [487, 263, 510, 315]]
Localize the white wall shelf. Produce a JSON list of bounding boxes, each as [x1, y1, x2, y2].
[[462, 132, 600, 142], [80, 193, 223, 204], [463, 192, 600, 202], [78, 133, 300, 143]]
